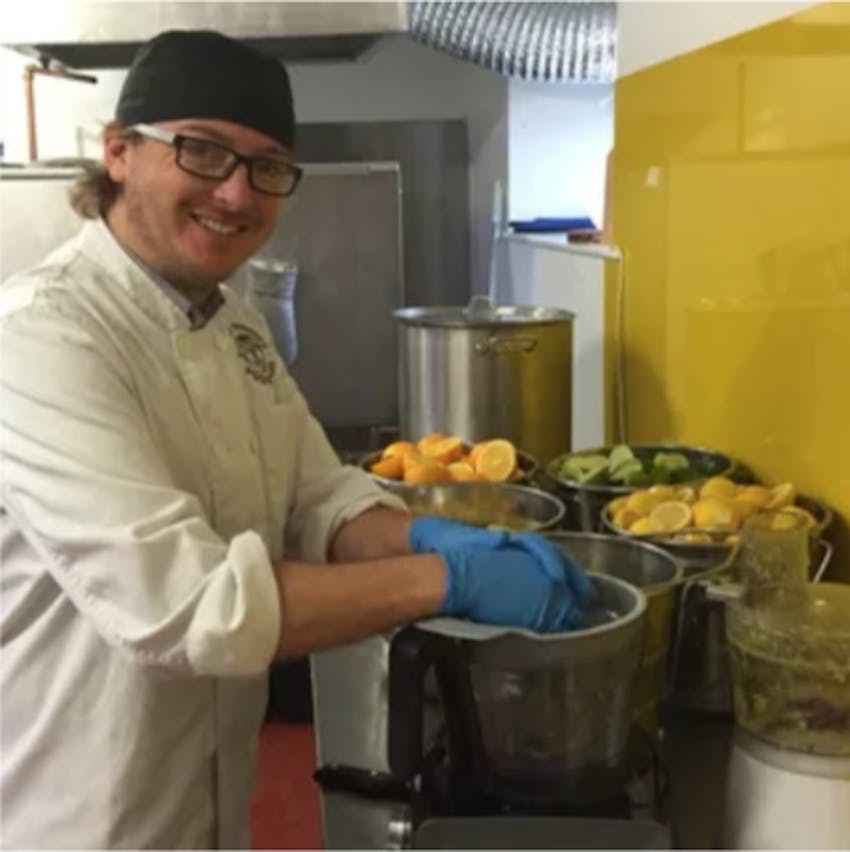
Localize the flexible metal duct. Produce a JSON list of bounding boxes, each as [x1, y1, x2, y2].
[[408, 1, 616, 83]]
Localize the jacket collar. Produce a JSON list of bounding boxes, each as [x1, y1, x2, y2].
[[78, 219, 227, 332]]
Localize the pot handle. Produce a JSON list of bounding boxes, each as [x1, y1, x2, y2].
[[387, 626, 434, 783], [313, 764, 411, 801], [474, 336, 538, 355]]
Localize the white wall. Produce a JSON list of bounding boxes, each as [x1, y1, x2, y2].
[[617, 1, 816, 77], [507, 80, 613, 229]]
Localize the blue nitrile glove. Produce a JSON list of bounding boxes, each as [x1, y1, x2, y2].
[[410, 516, 510, 552], [503, 531, 595, 606], [409, 516, 594, 606], [436, 544, 586, 632]]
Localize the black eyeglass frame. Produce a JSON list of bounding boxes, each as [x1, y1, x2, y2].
[[130, 123, 303, 198]]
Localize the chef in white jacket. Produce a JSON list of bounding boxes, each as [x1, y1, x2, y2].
[[0, 30, 592, 849]]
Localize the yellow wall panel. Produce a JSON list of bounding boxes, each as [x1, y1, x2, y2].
[[613, 3, 850, 577]]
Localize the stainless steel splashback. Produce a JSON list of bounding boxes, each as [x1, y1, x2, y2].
[[236, 162, 404, 431], [295, 120, 471, 310]]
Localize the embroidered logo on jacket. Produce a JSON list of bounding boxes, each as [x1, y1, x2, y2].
[[229, 323, 276, 385]]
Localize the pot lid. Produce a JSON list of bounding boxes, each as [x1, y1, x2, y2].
[[394, 304, 575, 329]]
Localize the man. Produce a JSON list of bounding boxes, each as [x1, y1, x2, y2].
[[0, 31, 591, 848]]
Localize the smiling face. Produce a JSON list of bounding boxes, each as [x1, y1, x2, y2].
[[104, 118, 287, 301]]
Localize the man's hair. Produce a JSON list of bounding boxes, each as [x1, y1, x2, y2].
[[68, 125, 138, 219]]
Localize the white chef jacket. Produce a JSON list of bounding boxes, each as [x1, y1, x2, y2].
[[0, 219, 405, 849]]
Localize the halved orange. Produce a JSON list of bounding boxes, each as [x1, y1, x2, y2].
[[402, 452, 427, 473], [447, 461, 479, 482], [382, 440, 417, 460], [416, 433, 446, 453], [474, 439, 517, 483], [420, 435, 465, 465], [370, 456, 404, 480], [404, 461, 452, 485], [468, 441, 489, 468]]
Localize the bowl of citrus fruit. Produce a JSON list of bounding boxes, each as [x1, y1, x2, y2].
[[601, 475, 832, 553], [360, 433, 537, 488], [395, 481, 565, 532], [547, 443, 737, 532]]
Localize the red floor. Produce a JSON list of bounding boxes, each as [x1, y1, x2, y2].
[[251, 722, 323, 849]]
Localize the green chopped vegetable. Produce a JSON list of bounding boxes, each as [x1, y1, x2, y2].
[[557, 445, 704, 487]]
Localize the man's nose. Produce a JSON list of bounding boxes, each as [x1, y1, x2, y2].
[[211, 161, 255, 208]]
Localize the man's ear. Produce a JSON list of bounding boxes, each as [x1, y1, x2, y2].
[[103, 122, 131, 183]]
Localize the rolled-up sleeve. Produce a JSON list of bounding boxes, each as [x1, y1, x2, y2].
[[280, 381, 408, 562], [0, 299, 280, 677]]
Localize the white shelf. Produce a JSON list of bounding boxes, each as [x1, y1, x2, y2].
[[505, 232, 621, 262]]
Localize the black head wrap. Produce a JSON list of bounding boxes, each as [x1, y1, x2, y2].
[[115, 29, 295, 149]]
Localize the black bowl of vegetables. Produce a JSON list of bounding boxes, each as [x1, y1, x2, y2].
[[546, 443, 737, 532]]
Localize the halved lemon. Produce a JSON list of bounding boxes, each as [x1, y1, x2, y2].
[[613, 507, 642, 530], [625, 490, 662, 516], [732, 496, 761, 520], [772, 505, 816, 530], [766, 482, 796, 510], [672, 531, 713, 544], [649, 501, 693, 533], [699, 476, 738, 500], [648, 485, 678, 500], [737, 485, 772, 508], [608, 496, 629, 515], [692, 497, 741, 532], [630, 516, 661, 536]]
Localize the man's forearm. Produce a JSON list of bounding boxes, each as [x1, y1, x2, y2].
[[274, 552, 446, 658], [328, 507, 413, 562]]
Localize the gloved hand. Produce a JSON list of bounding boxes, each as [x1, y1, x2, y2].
[[410, 516, 594, 606], [436, 543, 588, 632]]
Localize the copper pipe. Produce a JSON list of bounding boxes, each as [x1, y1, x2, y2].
[[24, 61, 98, 163]]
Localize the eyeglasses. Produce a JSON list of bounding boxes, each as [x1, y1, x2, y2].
[[130, 123, 303, 198]]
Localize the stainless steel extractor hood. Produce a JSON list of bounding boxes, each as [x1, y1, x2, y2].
[[1, 1, 616, 83], [1, 1, 409, 68]]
